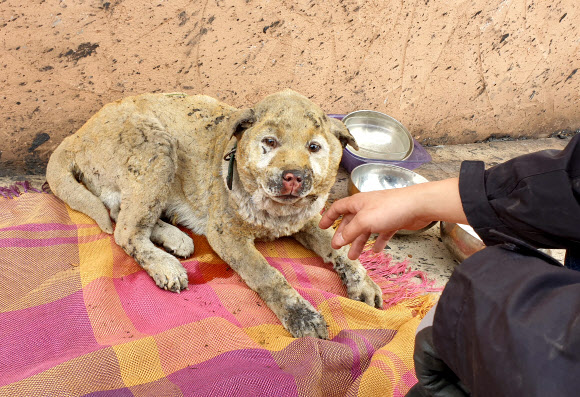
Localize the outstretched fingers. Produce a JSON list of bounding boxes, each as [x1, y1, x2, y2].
[[331, 213, 396, 259], [319, 197, 357, 229], [348, 233, 371, 260], [373, 231, 396, 253]]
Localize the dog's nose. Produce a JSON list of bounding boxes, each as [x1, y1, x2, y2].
[[282, 170, 303, 194]]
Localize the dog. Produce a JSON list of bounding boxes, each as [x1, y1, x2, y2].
[[46, 89, 383, 339]]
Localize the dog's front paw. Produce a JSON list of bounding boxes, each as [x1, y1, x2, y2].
[[283, 302, 329, 339], [149, 258, 189, 292], [347, 274, 383, 309]]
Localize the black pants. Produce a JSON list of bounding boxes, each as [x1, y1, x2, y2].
[[427, 244, 580, 396]]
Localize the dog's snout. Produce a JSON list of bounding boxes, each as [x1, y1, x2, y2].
[[283, 171, 303, 184], [282, 170, 303, 193], [271, 169, 313, 198]]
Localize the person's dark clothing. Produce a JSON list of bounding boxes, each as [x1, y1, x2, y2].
[[412, 135, 580, 396]]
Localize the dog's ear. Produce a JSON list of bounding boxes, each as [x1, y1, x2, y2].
[[230, 108, 256, 140], [330, 117, 359, 150]]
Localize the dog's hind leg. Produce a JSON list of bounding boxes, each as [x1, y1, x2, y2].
[[114, 189, 189, 292], [112, 126, 189, 292], [151, 219, 195, 258]]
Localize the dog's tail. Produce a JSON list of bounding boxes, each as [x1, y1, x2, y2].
[[46, 142, 114, 234]]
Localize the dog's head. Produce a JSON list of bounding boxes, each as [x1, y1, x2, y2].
[[227, 89, 357, 216]]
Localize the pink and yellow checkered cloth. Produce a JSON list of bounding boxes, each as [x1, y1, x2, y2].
[[0, 191, 435, 396]]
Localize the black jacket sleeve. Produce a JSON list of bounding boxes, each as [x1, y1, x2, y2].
[[432, 135, 580, 396], [459, 134, 580, 249]]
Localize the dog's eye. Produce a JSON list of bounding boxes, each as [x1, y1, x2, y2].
[[308, 142, 321, 153], [261, 137, 278, 149]]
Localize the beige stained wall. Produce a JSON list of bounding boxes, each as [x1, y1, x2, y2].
[[1, 0, 579, 175]]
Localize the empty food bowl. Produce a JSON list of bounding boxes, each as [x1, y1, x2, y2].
[[342, 110, 414, 162]]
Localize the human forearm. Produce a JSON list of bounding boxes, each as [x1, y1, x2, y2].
[[413, 177, 468, 225]]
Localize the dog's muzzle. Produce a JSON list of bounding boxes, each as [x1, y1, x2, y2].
[[269, 169, 313, 201]]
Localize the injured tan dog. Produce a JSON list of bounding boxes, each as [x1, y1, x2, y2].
[[46, 89, 383, 339]]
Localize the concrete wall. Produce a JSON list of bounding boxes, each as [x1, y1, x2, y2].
[[1, 0, 579, 175]]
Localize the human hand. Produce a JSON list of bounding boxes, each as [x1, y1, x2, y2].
[[319, 178, 467, 260], [319, 186, 431, 259]]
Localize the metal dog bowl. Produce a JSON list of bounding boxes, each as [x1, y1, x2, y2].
[[342, 110, 414, 162], [347, 163, 436, 235], [440, 221, 486, 262]]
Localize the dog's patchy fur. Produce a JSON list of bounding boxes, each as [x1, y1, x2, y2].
[[46, 90, 383, 339]]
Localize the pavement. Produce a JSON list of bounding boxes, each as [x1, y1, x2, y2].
[[0, 136, 571, 288]]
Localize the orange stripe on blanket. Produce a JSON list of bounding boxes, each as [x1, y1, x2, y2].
[[113, 336, 166, 387], [83, 277, 147, 346], [357, 316, 421, 396], [154, 317, 263, 374], [78, 233, 115, 286]]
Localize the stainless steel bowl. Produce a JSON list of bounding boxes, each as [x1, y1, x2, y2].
[[342, 110, 414, 161], [348, 163, 436, 234], [440, 221, 486, 262]]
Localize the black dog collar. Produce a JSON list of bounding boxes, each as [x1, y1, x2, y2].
[[223, 142, 237, 191]]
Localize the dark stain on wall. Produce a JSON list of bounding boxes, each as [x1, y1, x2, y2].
[[60, 43, 100, 62], [28, 132, 50, 152], [17, 133, 52, 175]]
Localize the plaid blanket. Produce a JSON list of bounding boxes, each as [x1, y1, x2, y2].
[[0, 188, 437, 397]]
